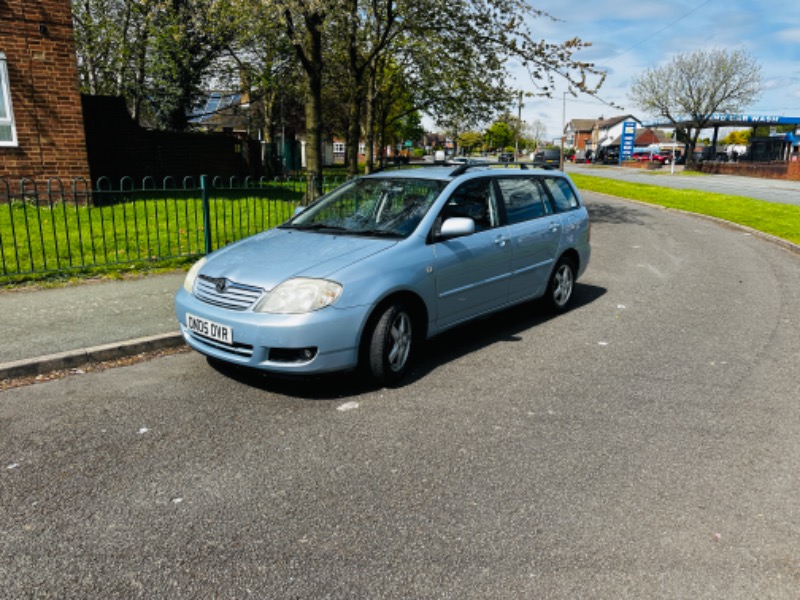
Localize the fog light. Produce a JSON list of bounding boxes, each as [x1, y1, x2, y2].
[[268, 347, 318, 363]]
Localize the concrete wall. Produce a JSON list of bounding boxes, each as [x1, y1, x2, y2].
[[700, 161, 800, 181]]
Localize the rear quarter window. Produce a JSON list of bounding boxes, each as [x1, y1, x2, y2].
[[543, 177, 580, 212]]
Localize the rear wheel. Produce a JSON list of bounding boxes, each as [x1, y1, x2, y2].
[[367, 301, 414, 385], [546, 256, 576, 312]]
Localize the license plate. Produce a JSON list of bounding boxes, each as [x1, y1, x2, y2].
[[186, 313, 233, 345]]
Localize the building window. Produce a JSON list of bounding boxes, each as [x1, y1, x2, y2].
[[333, 142, 345, 154], [0, 52, 17, 146]]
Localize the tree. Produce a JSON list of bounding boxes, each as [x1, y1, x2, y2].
[[720, 130, 751, 146], [486, 121, 514, 151], [264, 0, 329, 196], [527, 119, 548, 150], [75, 0, 605, 189], [458, 131, 484, 155], [73, 0, 236, 129], [148, 0, 238, 130], [73, 0, 158, 123], [629, 48, 762, 167]]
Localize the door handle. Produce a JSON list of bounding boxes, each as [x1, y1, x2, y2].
[[494, 235, 509, 247], [549, 221, 561, 232]]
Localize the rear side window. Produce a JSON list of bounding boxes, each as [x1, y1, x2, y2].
[[543, 177, 580, 212], [496, 178, 551, 224]]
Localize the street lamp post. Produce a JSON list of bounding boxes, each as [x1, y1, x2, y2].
[[559, 91, 566, 170], [515, 90, 522, 158]]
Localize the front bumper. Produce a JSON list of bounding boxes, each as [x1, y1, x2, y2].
[[175, 289, 371, 375]]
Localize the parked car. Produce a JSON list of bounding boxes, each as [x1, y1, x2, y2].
[[600, 149, 620, 164], [175, 165, 591, 385], [532, 149, 561, 167], [631, 151, 668, 164], [498, 151, 515, 162], [449, 157, 488, 166]]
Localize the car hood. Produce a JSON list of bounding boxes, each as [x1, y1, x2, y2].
[[202, 228, 397, 290]]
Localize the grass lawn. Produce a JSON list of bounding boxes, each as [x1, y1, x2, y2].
[[570, 174, 800, 246]]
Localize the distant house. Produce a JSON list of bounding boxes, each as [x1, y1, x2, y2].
[[189, 91, 250, 135], [0, 0, 90, 185], [564, 119, 595, 151], [589, 115, 642, 153]]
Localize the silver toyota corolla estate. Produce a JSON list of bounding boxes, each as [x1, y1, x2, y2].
[[175, 164, 591, 385]]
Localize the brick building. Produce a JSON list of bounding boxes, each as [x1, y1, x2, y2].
[[0, 0, 90, 184], [564, 119, 595, 151]]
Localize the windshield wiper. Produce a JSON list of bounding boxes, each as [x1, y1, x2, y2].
[[350, 229, 403, 238], [286, 223, 347, 232]]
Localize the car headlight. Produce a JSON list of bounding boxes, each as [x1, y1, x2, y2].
[[255, 278, 343, 314], [183, 256, 207, 293]]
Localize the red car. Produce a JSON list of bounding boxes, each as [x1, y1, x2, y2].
[[631, 151, 668, 164]]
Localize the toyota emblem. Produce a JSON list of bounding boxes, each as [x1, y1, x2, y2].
[[215, 278, 228, 293]]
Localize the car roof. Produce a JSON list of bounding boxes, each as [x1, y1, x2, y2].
[[363, 163, 566, 183]]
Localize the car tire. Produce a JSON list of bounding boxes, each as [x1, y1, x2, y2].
[[367, 301, 414, 385], [546, 256, 576, 312]]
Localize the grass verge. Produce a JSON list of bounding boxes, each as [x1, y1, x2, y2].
[[571, 174, 800, 246]]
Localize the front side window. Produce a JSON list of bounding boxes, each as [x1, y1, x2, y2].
[[440, 178, 499, 231], [0, 52, 17, 146]]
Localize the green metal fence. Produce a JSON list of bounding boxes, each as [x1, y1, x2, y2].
[[0, 174, 345, 280]]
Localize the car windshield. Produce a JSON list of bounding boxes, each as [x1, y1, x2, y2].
[[284, 177, 446, 238]]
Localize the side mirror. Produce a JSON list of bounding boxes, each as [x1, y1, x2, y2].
[[439, 217, 475, 239]]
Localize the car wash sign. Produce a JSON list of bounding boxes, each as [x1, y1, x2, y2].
[[619, 121, 637, 163]]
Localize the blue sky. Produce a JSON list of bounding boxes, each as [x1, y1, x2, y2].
[[518, 0, 800, 141]]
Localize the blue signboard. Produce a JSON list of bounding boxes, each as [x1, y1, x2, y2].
[[645, 114, 800, 128], [619, 121, 637, 163], [707, 113, 800, 125]]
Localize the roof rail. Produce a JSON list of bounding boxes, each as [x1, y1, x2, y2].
[[448, 161, 542, 176]]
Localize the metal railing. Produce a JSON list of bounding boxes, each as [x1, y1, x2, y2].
[[0, 174, 345, 280]]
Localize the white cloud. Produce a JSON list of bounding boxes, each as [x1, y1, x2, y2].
[[777, 28, 800, 43]]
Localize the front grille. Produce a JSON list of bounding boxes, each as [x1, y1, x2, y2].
[[195, 275, 264, 311]]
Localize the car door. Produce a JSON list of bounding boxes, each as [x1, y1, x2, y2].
[[496, 176, 563, 303], [432, 177, 512, 329], [541, 175, 585, 244]]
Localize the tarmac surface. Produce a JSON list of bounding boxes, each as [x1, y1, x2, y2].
[[1, 167, 798, 380]]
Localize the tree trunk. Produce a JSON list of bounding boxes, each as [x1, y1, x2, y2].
[[346, 86, 363, 178], [364, 81, 375, 174], [301, 15, 324, 199]]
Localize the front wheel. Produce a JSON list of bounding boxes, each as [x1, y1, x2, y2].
[[366, 302, 414, 385], [546, 256, 576, 312]]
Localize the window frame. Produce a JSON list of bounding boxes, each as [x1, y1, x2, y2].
[[437, 176, 500, 233], [0, 52, 18, 147]]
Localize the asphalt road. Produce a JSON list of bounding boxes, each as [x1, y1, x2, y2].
[[2, 193, 799, 598]]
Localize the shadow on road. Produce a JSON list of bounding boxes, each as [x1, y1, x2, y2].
[[207, 282, 607, 400], [585, 197, 651, 226]]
